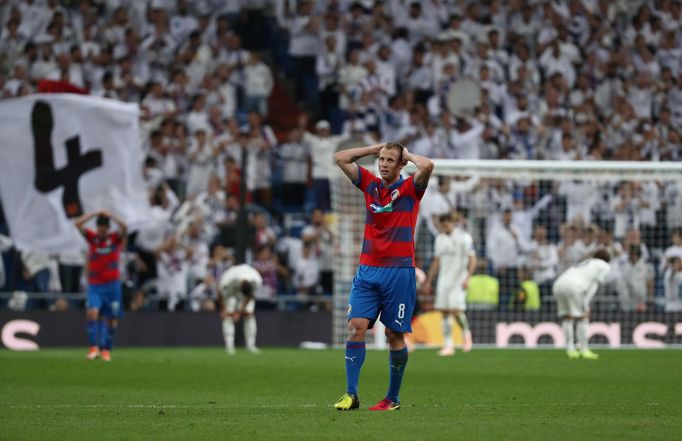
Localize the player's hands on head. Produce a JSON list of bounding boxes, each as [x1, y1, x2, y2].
[[402, 146, 410, 163]]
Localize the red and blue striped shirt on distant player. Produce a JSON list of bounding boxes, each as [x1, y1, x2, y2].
[[353, 165, 426, 267], [85, 229, 123, 285]]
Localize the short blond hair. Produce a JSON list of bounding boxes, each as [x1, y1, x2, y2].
[[383, 142, 405, 163]]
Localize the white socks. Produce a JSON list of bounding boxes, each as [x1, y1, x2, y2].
[[562, 319, 575, 351], [244, 316, 257, 351], [442, 315, 453, 348], [456, 313, 470, 334], [576, 318, 589, 352], [222, 316, 258, 353], [222, 318, 235, 353]]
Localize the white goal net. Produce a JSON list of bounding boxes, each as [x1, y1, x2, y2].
[[331, 159, 682, 349]]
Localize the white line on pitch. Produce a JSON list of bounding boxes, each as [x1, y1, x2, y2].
[[3, 404, 318, 409]]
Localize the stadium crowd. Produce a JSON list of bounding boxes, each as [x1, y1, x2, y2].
[[1, 0, 682, 313]]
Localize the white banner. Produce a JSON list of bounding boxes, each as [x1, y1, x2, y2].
[[0, 94, 150, 253]]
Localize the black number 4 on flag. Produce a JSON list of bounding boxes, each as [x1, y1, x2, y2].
[[31, 100, 103, 218]]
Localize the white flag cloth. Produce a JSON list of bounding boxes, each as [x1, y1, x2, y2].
[[0, 94, 150, 253]]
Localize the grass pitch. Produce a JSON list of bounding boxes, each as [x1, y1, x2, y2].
[[0, 348, 680, 441]]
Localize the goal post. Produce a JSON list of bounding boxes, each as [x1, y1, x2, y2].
[[331, 159, 682, 349]]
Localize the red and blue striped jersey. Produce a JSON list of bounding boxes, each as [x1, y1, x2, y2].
[[85, 229, 123, 285], [353, 165, 426, 267]]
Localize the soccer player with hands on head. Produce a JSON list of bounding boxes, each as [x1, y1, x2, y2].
[[74, 210, 127, 362], [333, 141, 434, 411]]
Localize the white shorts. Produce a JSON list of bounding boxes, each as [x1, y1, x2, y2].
[[225, 296, 255, 315], [552, 283, 587, 318], [434, 286, 467, 311]]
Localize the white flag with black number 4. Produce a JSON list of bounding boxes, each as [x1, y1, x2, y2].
[[0, 94, 150, 253]]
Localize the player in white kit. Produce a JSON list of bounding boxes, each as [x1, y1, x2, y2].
[[218, 264, 263, 354], [425, 213, 477, 356], [552, 249, 611, 359]]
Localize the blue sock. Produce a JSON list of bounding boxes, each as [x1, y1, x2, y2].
[[386, 347, 408, 403], [86, 320, 98, 347], [98, 321, 108, 349], [103, 324, 117, 350], [345, 341, 366, 395]]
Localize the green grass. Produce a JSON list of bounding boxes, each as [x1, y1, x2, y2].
[[0, 348, 681, 441]]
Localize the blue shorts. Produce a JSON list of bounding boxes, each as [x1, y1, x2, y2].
[[87, 281, 123, 319], [348, 265, 416, 333]]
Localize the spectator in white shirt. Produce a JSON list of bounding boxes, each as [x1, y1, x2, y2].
[[628, 72, 654, 121], [486, 209, 524, 309], [139, 11, 177, 72], [293, 239, 320, 297], [509, 43, 541, 88], [509, 4, 540, 47], [511, 192, 553, 243], [398, 2, 437, 44], [412, 119, 448, 159], [179, 217, 209, 285], [449, 117, 484, 159], [3, 63, 29, 97], [301, 208, 335, 296], [558, 223, 589, 273], [614, 242, 654, 312], [287, 0, 319, 104], [169, 0, 198, 42], [135, 183, 179, 280], [611, 181, 644, 241], [155, 235, 191, 312], [278, 128, 311, 211], [301, 115, 347, 211], [375, 44, 397, 98], [419, 176, 455, 238], [404, 44, 433, 104], [594, 62, 624, 119], [338, 48, 368, 111], [558, 180, 599, 225], [193, 175, 227, 238], [0, 18, 28, 67], [142, 81, 177, 121], [247, 112, 277, 209], [186, 93, 209, 134], [663, 254, 682, 312], [243, 51, 274, 117], [526, 225, 559, 302], [21, 250, 53, 297], [635, 181, 661, 249], [186, 128, 217, 197], [505, 116, 542, 160], [663, 181, 682, 231], [316, 34, 342, 120], [662, 228, 682, 270], [318, 12, 346, 58], [29, 40, 57, 81], [390, 27, 413, 79]]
